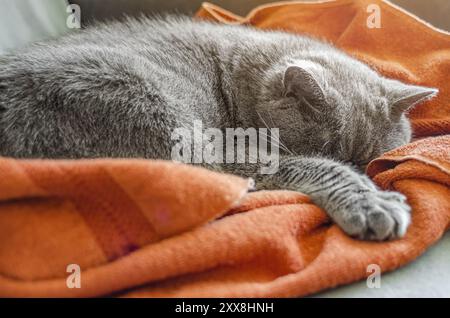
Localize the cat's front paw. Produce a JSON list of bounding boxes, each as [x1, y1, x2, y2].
[[332, 191, 411, 241]]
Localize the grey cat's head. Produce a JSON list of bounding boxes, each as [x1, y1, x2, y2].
[[258, 52, 438, 170]]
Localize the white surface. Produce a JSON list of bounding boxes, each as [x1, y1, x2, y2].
[[316, 232, 450, 298], [0, 0, 69, 54]]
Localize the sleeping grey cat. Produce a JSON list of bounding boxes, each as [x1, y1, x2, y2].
[[0, 16, 438, 241]]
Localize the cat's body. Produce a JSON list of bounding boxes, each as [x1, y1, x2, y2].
[[0, 16, 437, 240]]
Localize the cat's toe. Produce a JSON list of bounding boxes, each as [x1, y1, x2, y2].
[[379, 197, 411, 239], [365, 208, 397, 240], [336, 191, 411, 241], [338, 212, 368, 238]]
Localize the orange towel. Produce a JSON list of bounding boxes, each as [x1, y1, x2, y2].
[[0, 0, 449, 298], [0, 137, 449, 297]]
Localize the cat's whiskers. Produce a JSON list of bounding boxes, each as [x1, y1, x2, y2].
[[321, 139, 331, 153], [265, 110, 298, 156], [256, 111, 295, 156], [258, 130, 290, 155], [256, 116, 293, 155]]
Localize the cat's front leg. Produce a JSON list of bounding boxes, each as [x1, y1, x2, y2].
[[258, 156, 411, 241]]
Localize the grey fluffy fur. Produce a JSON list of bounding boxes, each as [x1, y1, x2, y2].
[[0, 16, 438, 240]]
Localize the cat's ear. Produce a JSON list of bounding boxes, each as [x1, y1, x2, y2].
[[283, 65, 325, 104], [389, 82, 438, 118]]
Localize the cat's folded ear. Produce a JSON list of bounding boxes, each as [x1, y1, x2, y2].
[[283, 64, 326, 110], [388, 81, 438, 119]]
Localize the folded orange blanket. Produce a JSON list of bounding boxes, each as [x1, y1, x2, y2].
[[197, 0, 450, 137], [0, 0, 449, 298], [0, 136, 449, 297]]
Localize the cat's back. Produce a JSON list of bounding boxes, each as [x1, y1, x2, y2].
[[0, 16, 251, 158], [0, 16, 333, 158]]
